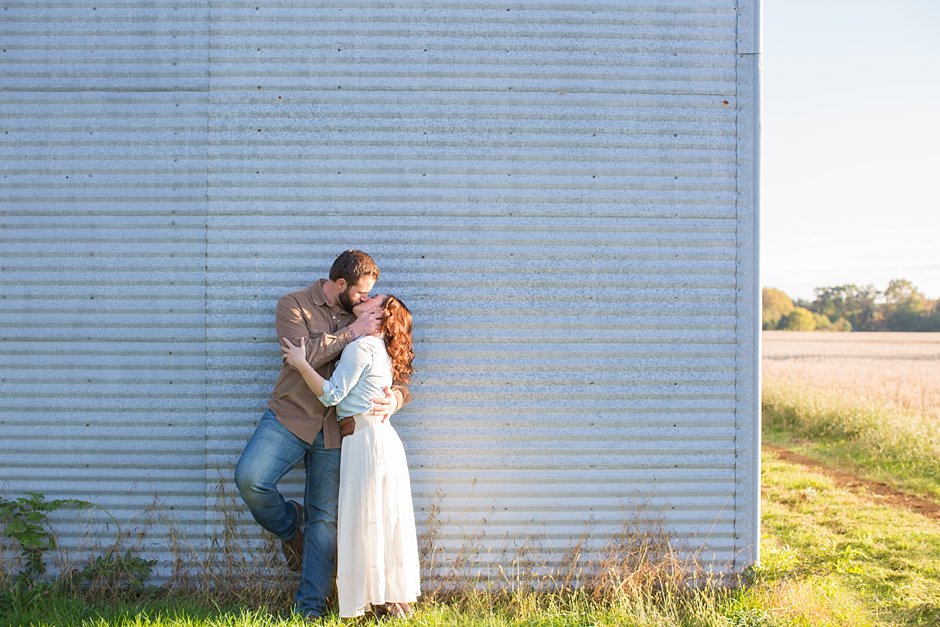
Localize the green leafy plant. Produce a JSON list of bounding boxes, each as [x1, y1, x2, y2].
[[0, 491, 93, 581], [63, 548, 155, 597]]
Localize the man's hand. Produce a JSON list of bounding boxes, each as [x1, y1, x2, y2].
[[339, 416, 356, 437], [346, 302, 383, 339], [368, 386, 399, 423]]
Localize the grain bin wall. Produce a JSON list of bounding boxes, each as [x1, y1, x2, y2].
[[0, 1, 760, 581]]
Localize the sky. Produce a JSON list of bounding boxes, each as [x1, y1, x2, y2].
[[761, 0, 940, 302]]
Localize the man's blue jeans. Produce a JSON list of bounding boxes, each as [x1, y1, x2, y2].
[[234, 409, 341, 618]]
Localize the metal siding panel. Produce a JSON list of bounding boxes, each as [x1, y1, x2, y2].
[[1, 3, 208, 92], [206, 0, 746, 581], [1, 0, 758, 583], [0, 2, 211, 578]]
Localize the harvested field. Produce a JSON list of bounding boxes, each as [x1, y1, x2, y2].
[[762, 331, 940, 423], [762, 331, 940, 501]]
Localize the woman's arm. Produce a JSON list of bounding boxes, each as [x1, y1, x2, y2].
[[282, 336, 373, 407], [281, 337, 327, 396], [276, 293, 383, 372]]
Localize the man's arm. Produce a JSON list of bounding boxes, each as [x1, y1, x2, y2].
[[339, 381, 409, 436], [367, 381, 411, 420], [275, 294, 350, 370], [390, 383, 412, 411], [282, 336, 371, 406], [275, 294, 379, 370]]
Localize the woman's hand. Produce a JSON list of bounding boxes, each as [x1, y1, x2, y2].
[[281, 337, 308, 371], [281, 337, 327, 398]]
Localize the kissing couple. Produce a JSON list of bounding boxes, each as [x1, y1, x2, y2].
[[235, 249, 420, 620]]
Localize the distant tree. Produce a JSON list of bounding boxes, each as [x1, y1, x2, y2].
[[886, 311, 929, 331], [812, 312, 834, 331], [883, 278, 930, 331], [811, 284, 881, 331], [780, 307, 816, 331], [780, 278, 939, 332], [762, 287, 794, 330], [884, 278, 928, 311], [925, 304, 940, 332], [830, 316, 853, 332]]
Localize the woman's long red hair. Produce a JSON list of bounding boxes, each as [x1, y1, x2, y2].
[[381, 295, 415, 384]]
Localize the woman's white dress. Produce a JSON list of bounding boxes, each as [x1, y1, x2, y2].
[[318, 335, 421, 618]]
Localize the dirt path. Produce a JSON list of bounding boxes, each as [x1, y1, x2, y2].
[[764, 445, 940, 522]]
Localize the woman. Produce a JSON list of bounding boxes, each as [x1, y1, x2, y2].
[[281, 294, 420, 619]]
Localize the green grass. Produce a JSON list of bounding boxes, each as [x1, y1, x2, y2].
[[762, 387, 940, 502], [4, 448, 938, 626], [5, 386, 938, 626], [0, 588, 734, 626], [754, 452, 940, 626]]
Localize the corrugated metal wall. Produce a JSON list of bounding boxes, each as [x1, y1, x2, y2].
[[1, 1, 213, 571], [1, 0, 760, 582]]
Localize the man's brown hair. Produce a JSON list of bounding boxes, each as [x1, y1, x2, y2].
[[329, 249, 380, 284]]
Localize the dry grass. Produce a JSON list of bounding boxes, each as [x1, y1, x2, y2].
[[22, 481, 718, 619], [762, 331, 940, 423], [4, 491, 739, 626], [762, 331, 940, 501], [7, 449, 939, 624]]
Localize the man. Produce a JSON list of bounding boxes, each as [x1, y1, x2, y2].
[[234, 250, 411, 619]]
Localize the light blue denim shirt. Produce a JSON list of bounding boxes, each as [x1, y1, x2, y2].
[[319, 335, 392, 419]]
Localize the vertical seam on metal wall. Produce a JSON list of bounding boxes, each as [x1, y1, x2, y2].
[[732, 0, 741, 572], [748, 0, 762, 569], [731, 0, 761, 570], [204, 0, 213, 547]]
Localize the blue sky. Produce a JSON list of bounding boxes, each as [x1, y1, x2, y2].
[[761, 0, 940, 301]]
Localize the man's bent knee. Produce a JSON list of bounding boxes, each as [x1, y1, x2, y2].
[[234, 455, 267, 501]]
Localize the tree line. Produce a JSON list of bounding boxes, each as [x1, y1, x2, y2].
[[763, 279, 940, 332]]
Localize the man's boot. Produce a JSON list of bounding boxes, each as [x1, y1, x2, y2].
[[281, 500, 304, 571]]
